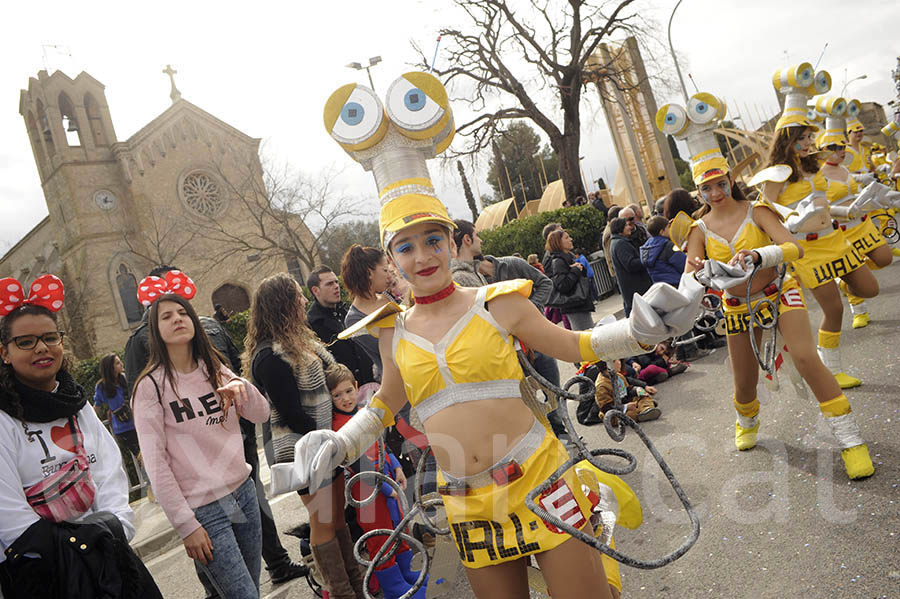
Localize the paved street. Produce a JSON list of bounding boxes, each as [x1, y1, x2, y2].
[[147, 262, 900, 599]]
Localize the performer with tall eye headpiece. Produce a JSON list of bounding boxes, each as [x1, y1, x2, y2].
[[278, 71, 705, 599], [752, 65, 881, 379], [659, 87, 875, 480]]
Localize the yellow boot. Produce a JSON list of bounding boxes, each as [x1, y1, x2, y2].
[[819, 395, 875, 480], [734, 398, 760, 451], [839, 281, 870, 328], [892, 247, 900, 257], [817, 330, 861, 389]]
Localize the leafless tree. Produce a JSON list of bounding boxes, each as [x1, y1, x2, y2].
[[109, 201, 198, 268], [57, 248, 102, 359], [416, 0, 657, 203], [194, 157, 372, 276]]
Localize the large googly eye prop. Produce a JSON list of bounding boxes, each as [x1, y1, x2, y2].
[[385, 72, 451, 140], [324, 83, 388, 152], [687, 93, 725, 124], [806, 70, 832, 96], [845, 99, 861, 120], [773, 62, 814, 91], [433, 113, 456, 155], [656, 103, 688, 135], [815, 96, 846, 117]]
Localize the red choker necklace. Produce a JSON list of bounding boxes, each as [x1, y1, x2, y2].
[[825, 161, 842, 166], [413, 283, 457, 304]]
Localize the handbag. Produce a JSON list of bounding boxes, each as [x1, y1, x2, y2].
[[23, 416, 97, 523], [112, 402, 132, 423], [547, 271, 593, 310]]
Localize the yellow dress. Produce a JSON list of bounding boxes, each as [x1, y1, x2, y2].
[[825, 169, 887, 255], [367, 280, 597, 569], [690, 201, 806, 336], [845, 144, 871, 174]]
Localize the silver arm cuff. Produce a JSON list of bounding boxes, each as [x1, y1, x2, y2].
[[589, 318, 649, 361], [754, 245, 784, 269], [337, 406, 386, 465]]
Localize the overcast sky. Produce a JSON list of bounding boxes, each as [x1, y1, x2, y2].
[[2, 0, 898, 252]]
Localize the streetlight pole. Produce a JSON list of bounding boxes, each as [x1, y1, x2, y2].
[[667, 0, 690, 103], [841, 74, 868, 98], [346, 56, 383, 91]]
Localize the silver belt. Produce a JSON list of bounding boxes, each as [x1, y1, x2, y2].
[[439, 417, 546, 491]]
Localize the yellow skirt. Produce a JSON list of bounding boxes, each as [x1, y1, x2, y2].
[[843, 217, 887, 255], [439, 423, 594, 568], [789, 229, 865, 289], [722, 277, 806, 336]]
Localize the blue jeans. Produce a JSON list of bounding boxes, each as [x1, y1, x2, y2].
[[193, 477, 262, 599]]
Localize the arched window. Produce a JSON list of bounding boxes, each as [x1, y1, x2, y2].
[[116, 264, 143, 324], [36, 99, 55, 157], [211, 284, 250, 316], [58, 92, 83, 147], [84, 93, 109, 146], [25, 110, 49, 176]]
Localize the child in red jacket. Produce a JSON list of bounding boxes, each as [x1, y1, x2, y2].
[[328, 364, 426, 599]]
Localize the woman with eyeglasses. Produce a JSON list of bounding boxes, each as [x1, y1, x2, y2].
[[760, 124, 879, 388], [0, 275, 163, 598]]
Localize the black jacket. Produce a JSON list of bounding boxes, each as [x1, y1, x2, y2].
[[545, 250, 594, 314], [306, 301, 375, 385], [0, 513, 162, 599], [610, 234, 653, 317]]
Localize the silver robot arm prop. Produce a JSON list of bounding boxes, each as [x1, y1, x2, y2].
[[784, 193, 829, 233], [694, 258, 754, 291], [852, 172, 876, 186], [587, 273, 705, 359], [848, 181, 894, 214]]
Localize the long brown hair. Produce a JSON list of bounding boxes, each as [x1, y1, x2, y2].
[[341, 245, 384, 301], [242, 273, 322, 375], [765, 126, 819, 182], [98, 353, 126, 398], [133, 294, 226, 400]]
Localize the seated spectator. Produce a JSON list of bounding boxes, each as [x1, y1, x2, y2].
[[595, 359, 660, 423], [640, 215, 687, 286], [628, 340, 688, 385], [527, 253, 545, 273]]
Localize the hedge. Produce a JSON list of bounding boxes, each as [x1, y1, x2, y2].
[[479, 205, 607, 259]]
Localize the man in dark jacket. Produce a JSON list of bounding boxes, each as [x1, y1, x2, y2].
[[306, 266, 376, 385], [609, 217, 653, 317], [123, 265, 306, 592], [640, 215, 687, 286]]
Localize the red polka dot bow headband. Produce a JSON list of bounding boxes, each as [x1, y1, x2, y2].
[[136, 270, 197, 307], [0, 274, 65, 316]]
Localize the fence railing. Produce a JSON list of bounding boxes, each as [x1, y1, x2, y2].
[[588, 253, 618, 299]]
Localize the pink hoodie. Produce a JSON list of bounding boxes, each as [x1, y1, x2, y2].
[[134, 364, 269, 539]]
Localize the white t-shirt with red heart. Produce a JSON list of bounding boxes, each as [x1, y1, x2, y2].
[[0, 403, 133, 562]]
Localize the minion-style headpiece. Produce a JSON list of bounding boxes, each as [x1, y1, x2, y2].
[[883, 121, 900, 151], [656, 92, 728, 185], [845, 98, 865, 133], [772, 62, 832, 132], [323, 72, 456, 248], [813, 96, 849, 149]]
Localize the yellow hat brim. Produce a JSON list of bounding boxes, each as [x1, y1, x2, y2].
[[692, 156, 730, 185], [380, 194, 456, 247]]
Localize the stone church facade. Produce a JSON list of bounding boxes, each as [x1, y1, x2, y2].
[[3, 69, 312, 358]]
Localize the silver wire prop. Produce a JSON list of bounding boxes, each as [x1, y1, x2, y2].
[[746, 263, 786, 375]]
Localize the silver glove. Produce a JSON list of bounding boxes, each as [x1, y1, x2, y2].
[[849, 181, 892, 214], [694, 259, 753, 291], [852, 172, 876, 186], [292, 430, 347, 493], [630, 272, 704, 343], [784, 194, 828, 233]]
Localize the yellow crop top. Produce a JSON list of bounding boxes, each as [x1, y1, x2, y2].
[[776, 174, 827, 207], [845, 145, 870, 174], [345, 280, 534, 425], [689, 201, 774, 263], [817, 169, 859, 205]]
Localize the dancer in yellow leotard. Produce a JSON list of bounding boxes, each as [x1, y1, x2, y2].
[[758, 70, 878, 385], [656, 85, 874, 480], [282, 72, 704, 599]]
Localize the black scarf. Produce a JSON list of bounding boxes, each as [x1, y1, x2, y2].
[[0, 369, 87, 423]]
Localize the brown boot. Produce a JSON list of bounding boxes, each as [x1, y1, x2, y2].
[[310, 537, 357, 599], [626, 396, 660, 422], [335, 527, 367, 599]]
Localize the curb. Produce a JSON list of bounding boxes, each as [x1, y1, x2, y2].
[[132, 526, 182, 561]]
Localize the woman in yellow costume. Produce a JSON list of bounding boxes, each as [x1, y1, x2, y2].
[[656, 88, 874, 481], [756, 66, 879, 384], [283, 72, 704, 599]]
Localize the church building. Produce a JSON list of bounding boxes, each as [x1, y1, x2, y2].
[[3, 69, 312, 358]]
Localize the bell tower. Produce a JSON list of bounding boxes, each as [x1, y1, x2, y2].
[[18, 70, 129, 252]]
